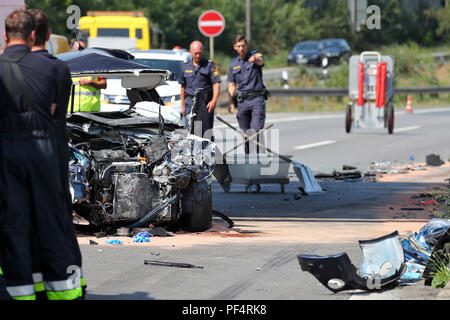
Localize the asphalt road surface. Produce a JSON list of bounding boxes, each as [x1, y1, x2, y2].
[[80, 106, 450, 304], [212, 106, 450, 173]]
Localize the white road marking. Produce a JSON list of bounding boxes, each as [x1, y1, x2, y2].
[[293, 140, 336, 150], [214, 114, 343, 129], [395, 125, 421, 132]]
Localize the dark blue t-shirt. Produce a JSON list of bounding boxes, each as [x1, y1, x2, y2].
[[0, 45, 58, 120]]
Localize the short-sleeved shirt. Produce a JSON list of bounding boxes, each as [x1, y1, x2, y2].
[[227, 50, 265, 93], [0, 45, 58, 121], [32, 49, 72, 120], [178, 58, 221, 96]]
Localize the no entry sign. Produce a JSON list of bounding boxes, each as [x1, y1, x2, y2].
[[198, 10, 225, 37]]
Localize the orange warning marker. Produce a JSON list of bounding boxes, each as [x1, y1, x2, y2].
[[405, 95, 413, 113]]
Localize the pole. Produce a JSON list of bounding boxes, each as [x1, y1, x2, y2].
[[349, 0, 356, 32], [209, 36, 214, 61], [246, 0, 251, 43]]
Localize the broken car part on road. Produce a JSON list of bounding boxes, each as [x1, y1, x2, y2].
[[298, 231, 406, 293], [144, 260, 204, 269]]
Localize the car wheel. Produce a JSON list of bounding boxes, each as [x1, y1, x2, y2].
[[345, 103, 352, 133], [180, 180, 212, 232], [387, 103, 394, 134]]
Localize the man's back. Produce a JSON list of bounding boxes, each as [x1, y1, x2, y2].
[[0, 44, 58, 120], [31, 49, 72, 120]]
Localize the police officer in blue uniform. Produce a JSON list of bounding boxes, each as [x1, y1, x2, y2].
[[227, 34, 268, 153], [179, 40, 220, 139], [0, 10, 82, 300]]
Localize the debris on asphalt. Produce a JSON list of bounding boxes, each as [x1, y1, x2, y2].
[[400, 208, 425, 211], [89, 240, 98, 245], [299, 218, 449, 292], [343, 165, 357, 171], [105, 239, 123, 245], [408, 199, 437, 206], [298, 231, 406, 293], [133, 232, 153, 243], [426, 154, 445, 167], [150, 252, 160, 256], [212, 210, 235, 228], [144, 260, 204, 269], [293, 193, 302, 201], [133, 227, 173, 237]]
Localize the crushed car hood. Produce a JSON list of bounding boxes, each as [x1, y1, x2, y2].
[[59, 50, 174, 90]]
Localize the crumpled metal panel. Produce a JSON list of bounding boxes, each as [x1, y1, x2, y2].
[[112, 173, 153, 220], [297, 253, 367, 293], [359, 231, 404, 279], [68, 145, 90, 202], [298, 231, 406, 293]]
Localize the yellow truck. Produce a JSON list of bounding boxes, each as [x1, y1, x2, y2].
[[79, 11, 152, 50]]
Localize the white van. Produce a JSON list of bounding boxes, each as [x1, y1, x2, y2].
[[101, 49, 191, 114]]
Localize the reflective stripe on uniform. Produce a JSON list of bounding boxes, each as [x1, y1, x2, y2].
[[46, 287, 82, 300], [32, 273, 45, 293], [32, 273, 43, 283], [13, 294, 36, 300], [0, 267, 3, 275], [44, 278, 80, 292], [6, 284, 35, 298], [80, 277, 86, 287], [68, 76, 101, 112], [76, 91, 100, 97]]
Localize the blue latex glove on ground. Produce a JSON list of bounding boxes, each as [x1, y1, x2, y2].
[[133, 236, 151, 243], [106, 239, 123, 244], [133, 232, 153, 243]]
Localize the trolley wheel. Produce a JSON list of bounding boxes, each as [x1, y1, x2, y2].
[[387, 103, 394, 134], [281, 184, 285, 193], [222, 182, 231, 193], [345, 103, 352, 133]]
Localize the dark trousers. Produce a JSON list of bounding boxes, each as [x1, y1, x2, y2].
[[0, 112, 82, 300], [236, 99, 266, 153], [55, 119, 85, 298]]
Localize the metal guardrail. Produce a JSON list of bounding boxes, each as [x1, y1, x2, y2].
[[267, 86, 450, 97]]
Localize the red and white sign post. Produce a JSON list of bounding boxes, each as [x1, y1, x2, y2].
[[198, 10, 225, 60]]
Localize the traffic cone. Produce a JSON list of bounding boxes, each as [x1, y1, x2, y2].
[[405, 96, 413, 113]]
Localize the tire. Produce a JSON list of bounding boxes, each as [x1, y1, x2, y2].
[[180, 180, 212, 232], [387, 103, 394, 134], [345, 103, 352, 133]]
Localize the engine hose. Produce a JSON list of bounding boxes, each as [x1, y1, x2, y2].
[[212, 210, 234, 228], [126, 194, 177, 230]]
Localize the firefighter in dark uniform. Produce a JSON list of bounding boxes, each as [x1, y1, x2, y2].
[[0, 10, 82, 300], [28, 9, 86, 299], [227, 34, 268, 153], [179, 40, 220, 139]]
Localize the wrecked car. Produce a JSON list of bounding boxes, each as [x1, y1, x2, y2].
[[60, 49, 216, 233]]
